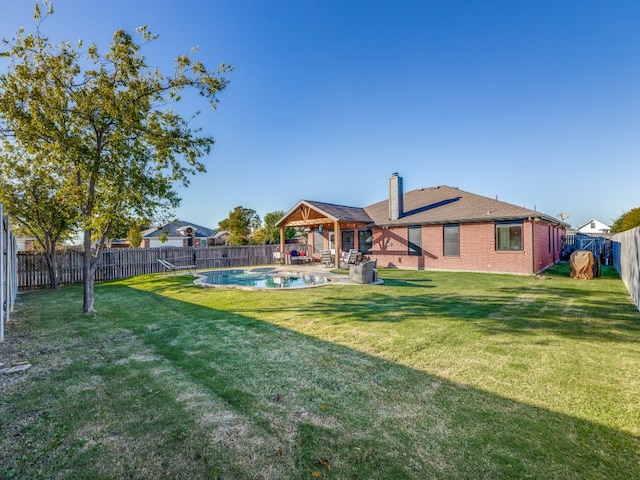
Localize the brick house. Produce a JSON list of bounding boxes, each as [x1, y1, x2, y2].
[[277, 174, 568, 274], [140, 220, 227, 248]]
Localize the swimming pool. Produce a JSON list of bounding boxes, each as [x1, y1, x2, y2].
[[196, 268, 330, 289]]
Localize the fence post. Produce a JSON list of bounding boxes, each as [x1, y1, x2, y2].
[[1, 203, 4, 342], [0, 204, 18, 342], [613, 228, 640, 311]]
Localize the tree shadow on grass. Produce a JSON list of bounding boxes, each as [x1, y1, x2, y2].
[[33, 280, 636, 480], [375, 277, 435, 289], [230, 281, 640, 344]]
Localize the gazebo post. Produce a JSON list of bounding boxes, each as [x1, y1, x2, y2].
[[334, 220, 341, 267], [279, 226, 285, 264]]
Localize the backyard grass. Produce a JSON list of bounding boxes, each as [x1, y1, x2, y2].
[[1, 264, 639, 479]]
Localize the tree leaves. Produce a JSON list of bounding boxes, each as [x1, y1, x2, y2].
[[218, 206, 260, 245], [611, 207, 640, 233], [0, 4, 231, 310]]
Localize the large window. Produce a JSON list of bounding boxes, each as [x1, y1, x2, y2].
[[358, 229, 373, 254], [496, 221, 523, 251], [408, 226, 422, 256], [342, 230, 355, 251], [443, 224, 460, 257]]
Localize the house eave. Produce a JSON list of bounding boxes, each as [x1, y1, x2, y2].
[[374, 214, 570, 228]]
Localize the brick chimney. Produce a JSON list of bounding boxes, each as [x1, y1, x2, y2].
[[389, 172, 403, 221]]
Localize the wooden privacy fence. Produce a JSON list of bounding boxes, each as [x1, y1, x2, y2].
[[1, 204, 19, 341], [17, 244, 306, 289], [612, 227, 640, 311]]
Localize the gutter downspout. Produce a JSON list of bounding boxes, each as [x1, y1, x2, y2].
[[334, 220, 341, 267], [530, 217, 535, 274]]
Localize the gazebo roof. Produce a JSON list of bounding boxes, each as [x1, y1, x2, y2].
[[276, 200, 373, 229]]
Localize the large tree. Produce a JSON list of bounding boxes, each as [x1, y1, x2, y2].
[[263, 210, 296, 244], [0, 2, 231, 311], [0, 150, 77, 289], [218, 206, 260, 245], [611, 207, 640, 233]]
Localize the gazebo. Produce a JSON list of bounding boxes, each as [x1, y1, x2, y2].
[[275, 200, 373, 266]]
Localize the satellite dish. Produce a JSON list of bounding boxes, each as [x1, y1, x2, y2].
[[556, 212, 570, 221]]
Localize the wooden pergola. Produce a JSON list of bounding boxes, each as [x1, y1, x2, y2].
[[275, 200, 372, 266]]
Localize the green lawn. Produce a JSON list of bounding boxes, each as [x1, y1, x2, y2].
[[1, 264, 639, 479]]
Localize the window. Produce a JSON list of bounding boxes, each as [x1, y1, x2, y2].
[[444, 224, 460, 257], [342, 230, 355, 251], [358, 229, 373, 254], [495, 221, 523, 251], [408, 226, 422, 256]]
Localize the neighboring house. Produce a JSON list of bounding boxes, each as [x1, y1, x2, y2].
[[16, 235, 37, 252], [576, 219, 611, 235], [141, 220, 223, 248], [211, 230, 231, 245], [106, 238, 130, 248], [277, 173, 569, 275]]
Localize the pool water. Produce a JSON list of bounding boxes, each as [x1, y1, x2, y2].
[[201, 269, 329, 289]]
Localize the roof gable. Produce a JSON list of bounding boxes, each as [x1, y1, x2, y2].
[[276, 200, 373, 227], [142, 220, 217, 238], [577, 219, 611, 232]]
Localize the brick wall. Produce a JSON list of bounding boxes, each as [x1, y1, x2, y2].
[[532, 221, 563, 274], [371, 220, 564, 274]]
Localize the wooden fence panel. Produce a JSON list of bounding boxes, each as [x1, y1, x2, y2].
[[612, 228, 640, 311], [17, 244, 305, 289], [2, 204, 18, 341]]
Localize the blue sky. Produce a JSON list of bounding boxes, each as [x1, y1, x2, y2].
[[2, 0, 639, 230]]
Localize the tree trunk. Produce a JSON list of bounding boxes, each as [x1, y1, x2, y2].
[[43, 241, 59, 290], [82, 229, 96, 313], [83, 267, 96, 313]]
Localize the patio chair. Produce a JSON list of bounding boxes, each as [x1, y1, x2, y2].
[[157, 258, 196, 274], [340, 249, 359, 268], [286, 250, 313, 264], [349, 259, 377, 284], [320, 249, 333, 267]]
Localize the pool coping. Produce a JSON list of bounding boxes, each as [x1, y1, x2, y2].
[[192, 266, 345, 290]]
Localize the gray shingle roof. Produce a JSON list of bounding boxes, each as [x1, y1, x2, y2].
[[142, 220, 217, 238], [304, 200, 373, 223], [364, 185, 561, 226]]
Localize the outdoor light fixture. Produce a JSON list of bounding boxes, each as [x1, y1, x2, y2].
[[319, 225, 323, 233]]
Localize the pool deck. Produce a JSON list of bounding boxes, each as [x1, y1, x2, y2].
[[271, 262, 383, 286], [272, 264, 355, 284]]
